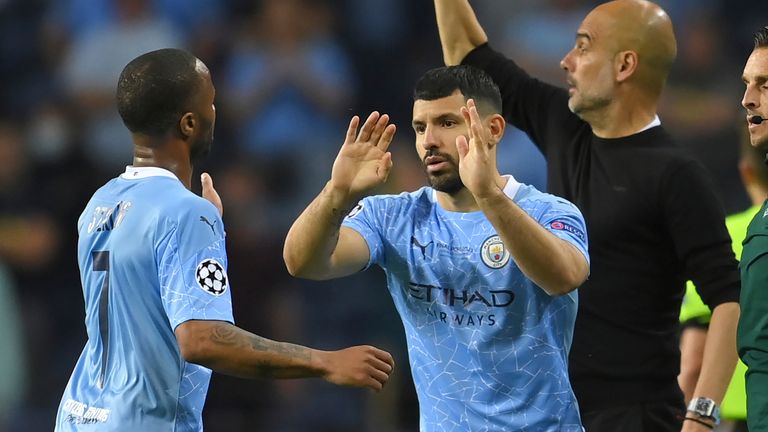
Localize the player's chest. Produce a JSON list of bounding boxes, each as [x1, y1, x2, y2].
[[385, 218, 522, 286]]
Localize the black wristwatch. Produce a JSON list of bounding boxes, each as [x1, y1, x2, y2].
[[687, 397, 721, 425]]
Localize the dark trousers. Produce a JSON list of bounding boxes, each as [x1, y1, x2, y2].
[[581, 402, 685, 432]]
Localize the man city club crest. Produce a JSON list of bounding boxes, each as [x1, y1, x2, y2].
[[480, 235, 510, 269], [195, 258, 228, 296]]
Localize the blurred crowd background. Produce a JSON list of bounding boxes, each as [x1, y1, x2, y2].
[[0, 0, 763, 430]]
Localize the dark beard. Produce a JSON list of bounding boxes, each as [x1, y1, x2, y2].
[[423, 152, 464, 194], [428, 172, 464, 194]]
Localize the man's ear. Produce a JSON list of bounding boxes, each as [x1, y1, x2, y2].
[[488, 113, 506, 145], [615, 50, 638, 83], [179, 112, 196, 139]]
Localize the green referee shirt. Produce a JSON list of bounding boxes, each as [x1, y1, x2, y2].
[[738, 201, 768, 431]]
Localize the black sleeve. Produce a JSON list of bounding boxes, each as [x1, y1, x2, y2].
[[462, 43, 586, 157], [661, 159, 740, 308]]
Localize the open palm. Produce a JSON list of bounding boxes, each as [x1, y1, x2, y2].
[[330, 112, 396, 199], [457, 99, 496, 198]]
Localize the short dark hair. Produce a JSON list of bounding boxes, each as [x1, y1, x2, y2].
[[413, 65, 502, 115], [754, 27, 768, 49], [116, 48, 203, 136]]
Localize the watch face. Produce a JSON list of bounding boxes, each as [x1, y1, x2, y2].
[[689, 398, 720, 423], [696, 400, 711, 414]]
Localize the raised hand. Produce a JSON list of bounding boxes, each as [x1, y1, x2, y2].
[[317, 345, 395, 391], [456, 99, 497, 199], [329, 112, 396, 201]]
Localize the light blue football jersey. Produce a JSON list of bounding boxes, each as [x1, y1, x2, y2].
[[343, 177, 588, 432], [55, 166, 234, 431]]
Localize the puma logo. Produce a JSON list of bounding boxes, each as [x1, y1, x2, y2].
[[200, 216, 217, 235], [411, 236, 434, 259]]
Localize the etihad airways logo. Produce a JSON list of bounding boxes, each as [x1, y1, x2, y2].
[[409, 281, 515, 328], [408, 282, 515, 308]]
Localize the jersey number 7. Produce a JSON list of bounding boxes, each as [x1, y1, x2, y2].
[[93, 250, 110, 389]]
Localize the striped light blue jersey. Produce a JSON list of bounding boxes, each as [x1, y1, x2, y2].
[[342, 177, 588, 432], [55, 166, 233, 432]]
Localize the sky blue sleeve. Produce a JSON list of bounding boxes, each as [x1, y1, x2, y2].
[[538, 198, 590, 265], [341, 196, 385, 268], [157, 203, 234, 330]]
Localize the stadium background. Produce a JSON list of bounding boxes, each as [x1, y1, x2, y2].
[[0, 0, 760, 430]]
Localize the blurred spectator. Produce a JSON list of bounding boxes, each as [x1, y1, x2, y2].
[[223, 0, 355, 221], [661, 11, 748, 213], [0, 122, 60, 270], [0, 114, 97, 428], [0, 121, 60, 429], [483, 0, 591, 85], [57, 0, 184, 173], [43, 0, 220, 51], [0, 0, 51, 118], [225, 0, 353, 156]]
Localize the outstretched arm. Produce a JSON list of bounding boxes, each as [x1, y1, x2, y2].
[[283, 112, 396, 280], [176, 320, 395, 391], [434, 0, 489, 65]]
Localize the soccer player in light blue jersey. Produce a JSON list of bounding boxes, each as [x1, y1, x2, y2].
[[55, 48, 394, 432], [284, 65, 590, 431]]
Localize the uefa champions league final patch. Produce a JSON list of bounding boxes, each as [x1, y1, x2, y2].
[[549, 220, 586, 242], [347, 201, 364, 219], [195, 258, 228, 296]]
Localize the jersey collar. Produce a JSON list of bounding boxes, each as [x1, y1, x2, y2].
[[121, 166, 179, 180], [637, 115, 661, 133], [430, 174, 522, 202], [501, 175, 522, 200]]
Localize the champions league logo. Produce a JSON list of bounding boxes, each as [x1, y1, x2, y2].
[[480, 235, 510, 269], [347, 202, 364, 219], [195, 259, 228, 296]]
